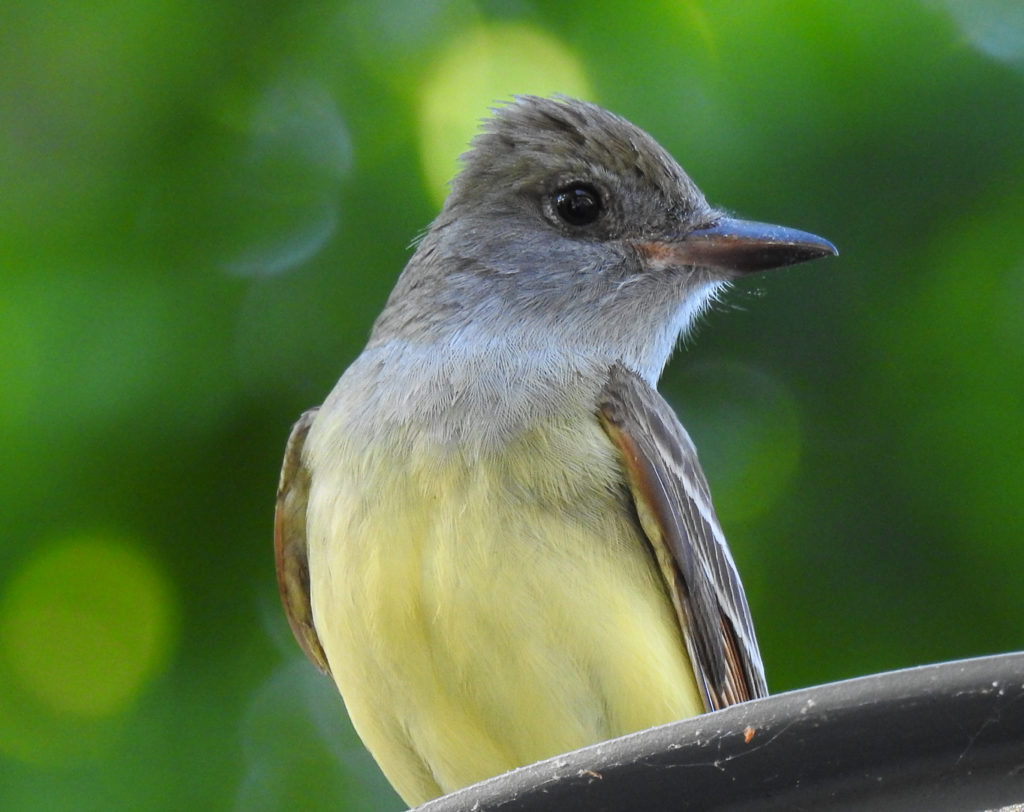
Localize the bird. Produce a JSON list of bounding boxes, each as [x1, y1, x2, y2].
[[274, 95, 836, 806]]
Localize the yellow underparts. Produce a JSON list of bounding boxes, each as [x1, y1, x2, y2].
[[306, 416, 703, 806]]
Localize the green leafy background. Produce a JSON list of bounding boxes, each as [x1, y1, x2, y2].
[[2, 1, 1023, 809]]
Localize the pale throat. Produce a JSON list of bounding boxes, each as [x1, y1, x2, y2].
[[335, 277, 725, 453]]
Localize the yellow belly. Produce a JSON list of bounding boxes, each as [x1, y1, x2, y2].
[[305, 417, 702, 806]]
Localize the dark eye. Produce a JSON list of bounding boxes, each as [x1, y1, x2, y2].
[[554, 183, 602, 226]]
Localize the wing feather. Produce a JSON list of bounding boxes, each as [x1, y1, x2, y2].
[[598, 363, 767, 710], [274, 407, 330, 674]]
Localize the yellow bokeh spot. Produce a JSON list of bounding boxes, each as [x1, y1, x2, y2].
[[417, 22, 592, 204], [0, 535, 177, 720]]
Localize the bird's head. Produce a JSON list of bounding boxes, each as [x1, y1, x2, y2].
[[374, 96, 836, 382]]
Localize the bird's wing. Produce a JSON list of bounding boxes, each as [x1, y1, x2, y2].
[[274, 407, 330, 674], [598, 363, 767, 710]]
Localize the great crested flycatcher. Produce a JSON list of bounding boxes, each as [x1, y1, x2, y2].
[[274, 95, 836, 806]]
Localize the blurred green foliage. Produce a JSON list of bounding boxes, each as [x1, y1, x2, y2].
[[2, 1, 1023, 809]]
